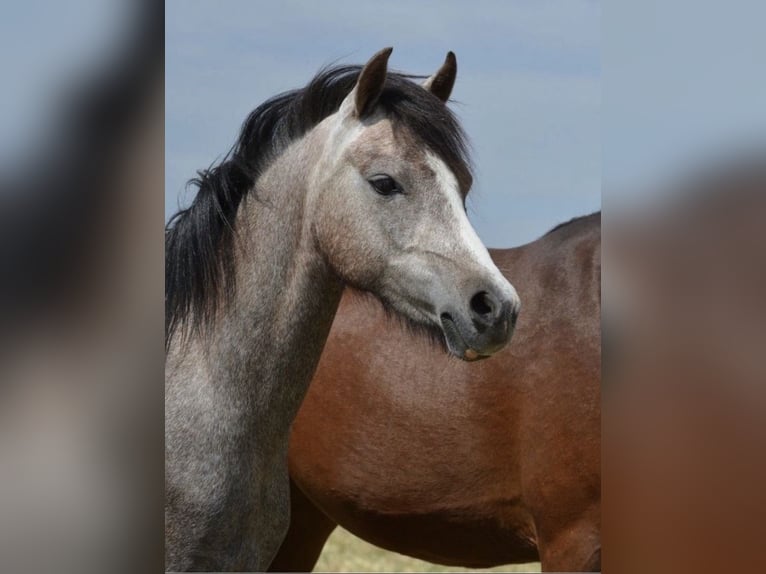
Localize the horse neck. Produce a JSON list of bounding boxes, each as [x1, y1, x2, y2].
[[239, 140, 343, 404], [173, 131, 343, 448]]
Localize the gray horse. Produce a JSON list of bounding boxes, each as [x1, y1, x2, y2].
[[165, 48, 520, 571]]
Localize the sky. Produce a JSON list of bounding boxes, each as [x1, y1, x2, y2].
[[0, 0, 131, 176], [3, 2, 761, 245], [604, 1, 766, 196], [165, 0, 601, 247]]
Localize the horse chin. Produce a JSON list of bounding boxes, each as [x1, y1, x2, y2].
[[439, 313, 490, 362]]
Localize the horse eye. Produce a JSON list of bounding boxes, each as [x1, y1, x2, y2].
[[368, 175, 402, 196]]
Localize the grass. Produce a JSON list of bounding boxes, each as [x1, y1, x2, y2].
[[314, 527, 541, 573]]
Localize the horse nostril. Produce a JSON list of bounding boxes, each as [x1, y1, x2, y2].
[[470, 291, 496, 319]]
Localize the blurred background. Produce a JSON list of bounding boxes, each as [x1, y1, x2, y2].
[[1, 0, 766, 573], [1, 1, 162, 573], [603, 2, 766, 573]]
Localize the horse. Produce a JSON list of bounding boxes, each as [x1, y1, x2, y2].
[[270, 213, 601, 573], [165, 48, 521, 571], [601, 160, 766, 573]]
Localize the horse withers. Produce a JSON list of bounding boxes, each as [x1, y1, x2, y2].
[[165, 49, 520, 571]]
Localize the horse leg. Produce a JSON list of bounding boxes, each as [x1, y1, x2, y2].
[[535, 511, 601, 572], [268, 479, 337, 572]]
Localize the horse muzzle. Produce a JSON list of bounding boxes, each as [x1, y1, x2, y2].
[[439, 288, 520, 361]]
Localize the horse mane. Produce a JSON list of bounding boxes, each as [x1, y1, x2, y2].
[[165, 65, 472, 347], [543, 211, 601, 238]]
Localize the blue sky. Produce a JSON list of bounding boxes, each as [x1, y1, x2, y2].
[[604, 1, 766, 196], [2, 2, 764, 244], [165, 0, 601, 247], [0, 0, 130, 175]]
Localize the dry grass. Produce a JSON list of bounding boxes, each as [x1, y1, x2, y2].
[[314, 527, 541, 573]]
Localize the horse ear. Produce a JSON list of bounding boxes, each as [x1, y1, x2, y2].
[[422, 51, 457, 103], [352, 47, 393, 118]]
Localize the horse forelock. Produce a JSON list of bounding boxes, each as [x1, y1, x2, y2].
[[165, 64, 473, 348]]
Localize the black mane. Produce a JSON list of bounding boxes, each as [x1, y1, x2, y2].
[[165, 65, 472, 346]]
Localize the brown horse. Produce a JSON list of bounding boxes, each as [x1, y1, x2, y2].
[[270, 212, 601, 572]]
